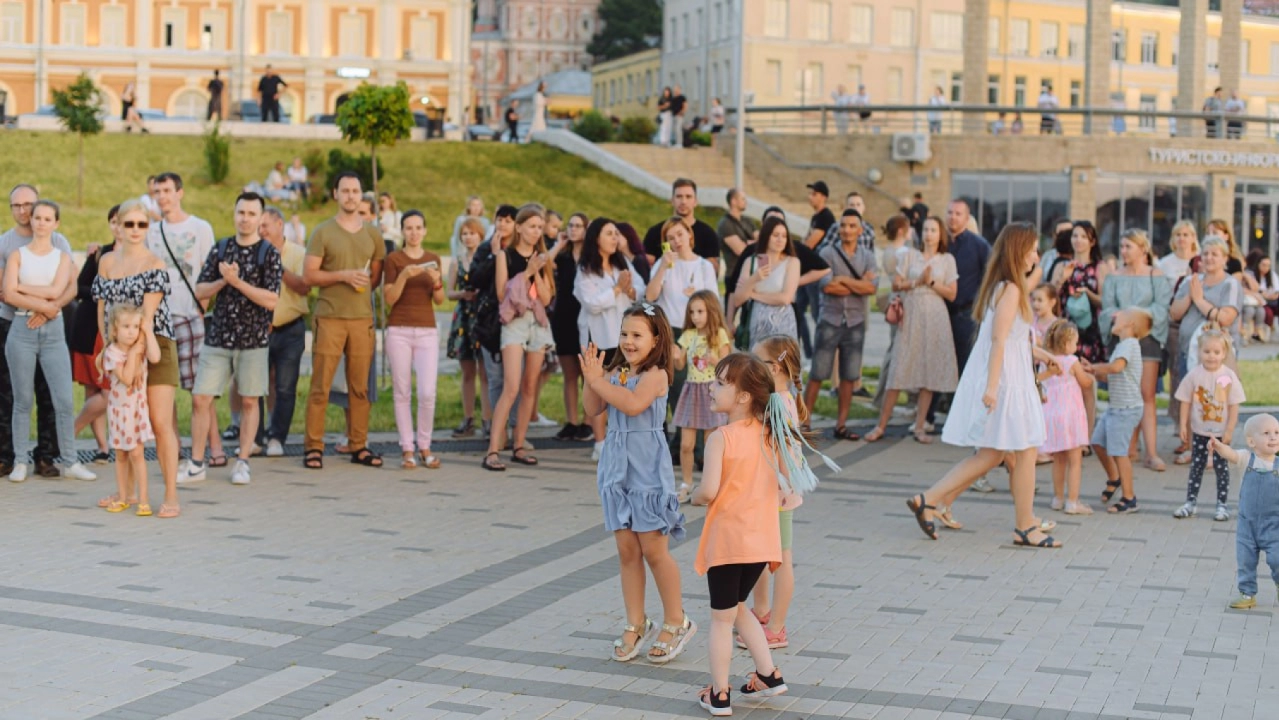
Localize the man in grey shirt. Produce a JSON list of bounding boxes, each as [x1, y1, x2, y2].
[[0, 184, 76, 477], [803, 209, 877, 438]]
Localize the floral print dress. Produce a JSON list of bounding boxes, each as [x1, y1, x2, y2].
[[1059, 262, 1104, 363]]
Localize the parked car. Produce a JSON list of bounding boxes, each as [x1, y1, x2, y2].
[[467, 123, 502, 141], [307, 114, 336, 124], [231, 99, 292, 123]]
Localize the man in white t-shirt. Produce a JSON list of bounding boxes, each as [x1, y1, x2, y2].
[[1037, 86, 1059, 134], [852, 85, 871, 132], [147, 172, 225, 465], [832, 85, 853, 134]]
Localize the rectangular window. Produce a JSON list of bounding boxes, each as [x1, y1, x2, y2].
[[0, 1, 22, 44], [950, 71, 962, 102], [766, 59, 782, 95], [764, 0, 787, 37], [989, 17, 999, 53], [713, 3, 721, 40], [887, 66, 903, 102], [266, 11, 293, 54], [1139, 94, 1156, 131], [1207, 36, 1219, 71], [930, 11, 961, 51], [410, 15, 437, 60], [60, 2, 86, 45], [987, 74, 1000, 105], [808, 0, 829, 41], [1172, 36, 1179, 65], [669, 18, 677, 50], [930, 69, 946, 96], [100, 5, 126, 46], [1067, 24, 1084, 59], [1014, 75, 1026, 106], [849, 4, 871, 44], [1140, 31, 1157, 65], [847, 64, 862, 86], [1272, 42, 1279, 74], [890, 8, 912, 47], [338, 12, 365, 55], [1040, 21, 1058, 57], [683, 13, 690, 47], [1241, 39, 1250, 74], [1112, 29, 1126, 62], [199, 9, 226, 51], [160, 7, 185, 49], [1069, 79, 1081, 108], [799, 62, 822, 101], [1009, 18, 1028, 56], [695, 9, 702, 43]]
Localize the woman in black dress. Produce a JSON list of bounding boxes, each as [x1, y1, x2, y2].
[[72, 205, 118, 463], [549, 213, 592, 441]]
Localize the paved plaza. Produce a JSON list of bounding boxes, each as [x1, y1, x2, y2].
[[0, 423, 1273, 720]]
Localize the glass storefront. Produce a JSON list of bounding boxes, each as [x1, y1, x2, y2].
[[1234, 182, 1279, 261], [952, 173, 1070, 247], [1094, 175, 1207, 258]]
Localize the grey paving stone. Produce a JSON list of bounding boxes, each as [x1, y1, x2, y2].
[[208, 516, 242, 522], [228, 534, 264, 540], [878, 606, 926, 615], [798, 649, 851, 660], [428, 700, 489, 714], [1015, 596, 1063, 604], [1036, 666, 1091, 678], [945, 573, 989, 580], [336, 512, 368, 517], [882, 553, 923, 560], [1184, 649, 1238, 661], [84, 540, 120, 547], [117, 585, 160, 593], [100, 560, 139, 568], [363, 528, 399, 535], [826, 534, 863, 541], [72, 521, 104, 528], [1132, 702, 1195, 715], [135, 660, 190, 673], [1064, 565, 1108, 571], [251, 554, 290, 560], [953, 634, 1004, 646], [1095, 621, 1144, 630], [492, 522, 528, 529], [277, 575, 322, 583], [814, 582, 860, 590], [393, 546, 432, 553], [1141, 584, 1187, 592]]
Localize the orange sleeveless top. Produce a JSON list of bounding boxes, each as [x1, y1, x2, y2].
[[694, 418, 783, 575]]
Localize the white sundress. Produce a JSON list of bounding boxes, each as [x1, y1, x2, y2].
[[941, 283, 1046, 451]]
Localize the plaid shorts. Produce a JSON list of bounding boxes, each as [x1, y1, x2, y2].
[[171, 314, 205, 391]]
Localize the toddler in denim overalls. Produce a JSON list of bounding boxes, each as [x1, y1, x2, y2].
[[1209, 413, 1279, 609]]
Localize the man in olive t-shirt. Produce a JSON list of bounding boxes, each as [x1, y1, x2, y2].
[[301, 172, 386, 466]]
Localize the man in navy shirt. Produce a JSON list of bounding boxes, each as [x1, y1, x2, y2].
[[928, 199, 989, 426]]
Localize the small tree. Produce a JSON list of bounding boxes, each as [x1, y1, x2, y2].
[[203, 123, 232, 184], [334, 82, 414, 197], [50, 73, 104, 208], [571, 111, 614, 143]]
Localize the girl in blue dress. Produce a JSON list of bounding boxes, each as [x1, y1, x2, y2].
[[581, 302, 696, 665]]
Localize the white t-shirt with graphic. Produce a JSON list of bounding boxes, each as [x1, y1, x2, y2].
[[147, 214, 215, 320]]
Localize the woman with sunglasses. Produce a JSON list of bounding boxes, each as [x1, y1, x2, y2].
[[94, 200, 181, 518]]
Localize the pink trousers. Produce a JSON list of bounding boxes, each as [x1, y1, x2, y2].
[[386, 326, 439, 453]]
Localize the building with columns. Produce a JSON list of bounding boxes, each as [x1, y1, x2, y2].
[[0, 0, 472, 127], [658, 0, 1279, 125], [470, 0, 601, 123]]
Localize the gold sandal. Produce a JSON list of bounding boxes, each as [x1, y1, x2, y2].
[[611, 616, 653, 662], [418, 452, 441, 469], [647, 613, 697, 664]]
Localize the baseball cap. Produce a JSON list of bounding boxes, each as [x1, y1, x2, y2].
[[806, 181, 829, 197]]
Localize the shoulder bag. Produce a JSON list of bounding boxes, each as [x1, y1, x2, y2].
[[158, 221, 207, 315], [733, 254, 756, 350]]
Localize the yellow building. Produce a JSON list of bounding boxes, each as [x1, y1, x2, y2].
[[0, 0, 472, 125], [590, 48, 661, 119]]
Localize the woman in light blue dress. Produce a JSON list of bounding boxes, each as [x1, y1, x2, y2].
[[908, 222, 1062, 549]]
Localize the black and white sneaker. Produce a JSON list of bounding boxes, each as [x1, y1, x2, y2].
[[739, 669, 787, 699], [573, 423, 595, 441], [554, 423, 577, 441], [697, 686, 732, 716], [221, 424, 240, 441]]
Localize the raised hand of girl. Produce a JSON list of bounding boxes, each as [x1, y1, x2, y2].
[[579, 343, 607, 385]]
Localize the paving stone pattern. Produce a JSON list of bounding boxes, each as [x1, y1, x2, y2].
[[0, 429, 1272, 719]]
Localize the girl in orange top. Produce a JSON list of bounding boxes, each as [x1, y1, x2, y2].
[[691, 353, 789, 716]]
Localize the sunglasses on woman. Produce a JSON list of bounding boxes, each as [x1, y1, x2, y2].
[[122, 221, 149, 229]]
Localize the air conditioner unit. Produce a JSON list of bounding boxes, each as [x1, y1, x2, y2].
[[891, 132, 931, 163]]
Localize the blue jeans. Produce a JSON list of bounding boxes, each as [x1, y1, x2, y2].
[[5, 316, 75, 464], [793, 284, 821, 355], [482, 348, 519, 428], [0, 317, 58, 465], [265, 318, 305, 443]]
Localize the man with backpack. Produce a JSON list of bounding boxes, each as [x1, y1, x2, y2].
[[182, 192, 282, 486]]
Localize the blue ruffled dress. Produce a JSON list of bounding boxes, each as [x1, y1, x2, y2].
[[597, 374, 686, 541]]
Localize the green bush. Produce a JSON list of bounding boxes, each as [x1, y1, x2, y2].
[[202, 122, 232, 184], [617, 116, 656, 144], [324, 148, 384, 194], [571, 111, 614, 143], [302, 147, 327, 207], [689, 130, 712, 147]]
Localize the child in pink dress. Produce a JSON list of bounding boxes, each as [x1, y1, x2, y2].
[[1037, 320, 1094, 514], [100, 304, 159, 517]]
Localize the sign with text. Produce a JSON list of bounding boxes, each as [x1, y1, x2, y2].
[[1149, 147, 1279, 169]]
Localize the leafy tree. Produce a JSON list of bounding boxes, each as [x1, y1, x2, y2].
[[587, 0, 661, 61], [572, 111, 614, 142], [324, 148, 384, 198], [50, 73, 104, 207], [203, 123, 231, 184], [334, 82, 414, 197]]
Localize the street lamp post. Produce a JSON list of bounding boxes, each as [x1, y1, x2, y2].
[[733, 0, 745, 191]]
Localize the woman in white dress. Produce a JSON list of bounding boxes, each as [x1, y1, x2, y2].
[[530, 82, 548, 134], [907, 222, 1062, 549]]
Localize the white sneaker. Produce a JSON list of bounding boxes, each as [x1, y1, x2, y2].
[[1215, 503, 1230, 522], [64, 462, 97, 481], [240, 443, 263, 458], [531, 413, 557, 428], [178, 461, 207, 484], [1173, 502, 1197, 519], [591, 442, 604, 462], [266, 439, 285, 457], [8, 463, 28, 483], [970, 477, 995, 493], [230, 460, 251, 485]]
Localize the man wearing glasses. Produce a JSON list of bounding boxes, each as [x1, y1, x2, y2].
[[0, 185, 75, 478]]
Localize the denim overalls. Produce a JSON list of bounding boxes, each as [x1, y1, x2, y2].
[[1236, 453, 1279, 596]]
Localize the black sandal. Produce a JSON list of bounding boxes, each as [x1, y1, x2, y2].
[[349, 448, 383, 467], [1012, 526, 1061, 548], [1107, 496, 1139, 514], [208, 454, 228, 468], [1101, 477, 1121, 503], [511, 447, 538, 465], [832, 426, 861, 441], [481, 451, 506, 472], [906, 494, 938, 540], [303, 450, 323, 469]]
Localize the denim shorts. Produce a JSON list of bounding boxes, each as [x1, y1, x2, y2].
[[1091, 406, 1142, 457], [500, 312, 554, 353], [809, 321, 866, 382], [192, 346, 270, 398]]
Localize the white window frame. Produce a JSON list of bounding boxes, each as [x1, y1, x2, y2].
[[266, 11, 293, 55], [1139, 94, 1156, 131], [798, 62, 822, 101], [849, 4, 871, 44], [199, 8, 227, 51], [766, 59, 783, 95], [1040, 21, 1058, 57], [100, 4, 126, 47], [1207, 36, 1219, 71], [410, 15, 438, 60], [1009, 18, 1028, 56], [988, 17, 999, 53], [1140, 31, 1157, 65], [887, 66, 903, 102], [60, 2, 86, 45], [0, 1, 23, 44], [890, 7, 912, 48], [930, 11, 961, 51], [338, 11, 365, 57], [764, 0, 788, 38], [160, 7, 186, 49], [807, 0, 829, 41], [1241, 39, 1250, 74], [1067, 24, 1084, 59]]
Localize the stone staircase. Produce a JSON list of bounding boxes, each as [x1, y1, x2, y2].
[[596, 142, 810, 219]]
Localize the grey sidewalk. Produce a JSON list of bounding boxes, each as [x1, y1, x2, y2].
[[0, 428, 1270, 719]]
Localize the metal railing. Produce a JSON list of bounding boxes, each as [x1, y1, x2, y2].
[[724, 103, 1279, 142]]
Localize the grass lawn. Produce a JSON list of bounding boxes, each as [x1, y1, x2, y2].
[[0, 132, 707, 254]]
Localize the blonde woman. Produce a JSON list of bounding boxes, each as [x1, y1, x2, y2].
[[1160, 220, 1200, 435], [1099, 229, 1171, 472], [1207, 219, 1244, 278]]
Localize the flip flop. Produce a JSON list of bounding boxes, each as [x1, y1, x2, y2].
[[208, 455, 228, 468], [157, 503, 180, 519], [135, 503, 153, 517]]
